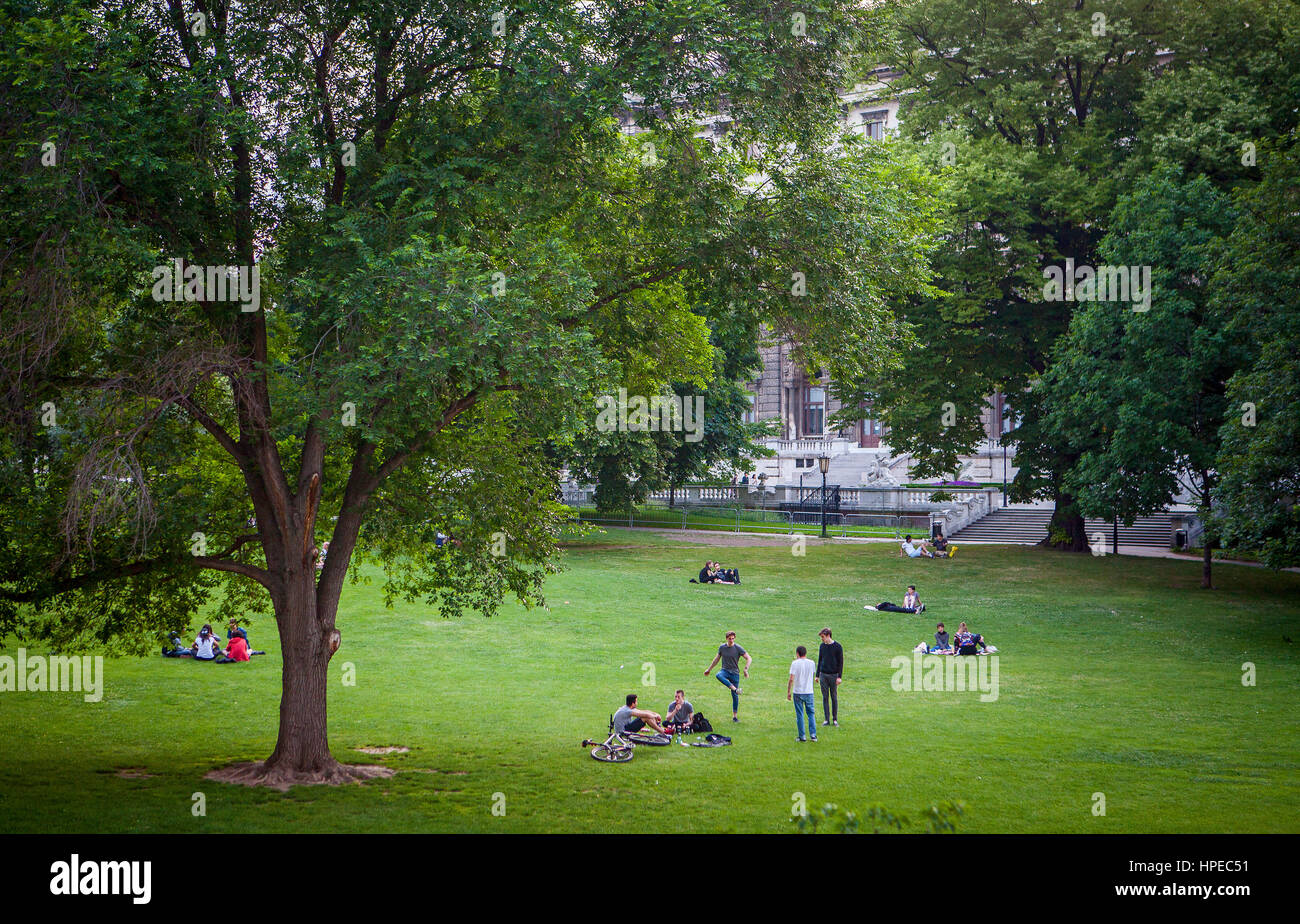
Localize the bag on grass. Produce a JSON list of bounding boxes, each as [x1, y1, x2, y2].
[[691, 713, 713, 733], [687, 733, 731, 747]]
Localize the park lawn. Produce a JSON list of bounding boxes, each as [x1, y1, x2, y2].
[[1, 529, 1298, 834]]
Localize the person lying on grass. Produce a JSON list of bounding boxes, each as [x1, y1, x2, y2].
[[865, 586, 925, 614], [612, 693, 668, 736], [953, 622, 990, 655], [899, 535, 936, 559]]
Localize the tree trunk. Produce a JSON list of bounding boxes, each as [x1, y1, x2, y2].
[[207, 527, 389, 789], [1040, 490, 1088, 551], [265, 567, 335, 775]]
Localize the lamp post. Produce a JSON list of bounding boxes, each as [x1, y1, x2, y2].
[[818, 454, 830, 538]]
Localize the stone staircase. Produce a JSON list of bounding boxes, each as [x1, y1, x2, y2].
[[950, 506, 1178, 548]]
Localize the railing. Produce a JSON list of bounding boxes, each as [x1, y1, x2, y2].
[[567, 501, 925, 538], [932, 490, 994, 537], [766, 438, 854, 455]]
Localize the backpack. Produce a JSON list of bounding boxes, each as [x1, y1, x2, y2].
[[691, 712, 713, 733]]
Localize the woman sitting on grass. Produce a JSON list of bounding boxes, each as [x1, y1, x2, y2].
[[953, 621, 990, 655], [191, 624, 221, 661]]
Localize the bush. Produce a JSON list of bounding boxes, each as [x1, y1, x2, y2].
[[793, 801, 965, 834]]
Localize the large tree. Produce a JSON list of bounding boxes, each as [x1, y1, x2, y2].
[[841, 0, 1172, 545], [1033, 169, 1243, 586], [1213, 140, 1300, 569], [0, 0, 939, 784]]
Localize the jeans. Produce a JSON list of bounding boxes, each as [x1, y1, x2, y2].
[[876, 602, 918, 613], [793, 693, 816, 739], [716, 669, 741, 712], [819, 672, 839, 722]]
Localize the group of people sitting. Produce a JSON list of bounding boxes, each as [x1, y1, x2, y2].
[[692, 560, 741, 584], [927, 621, 993, 655], [612, 690, 700, 736], [162, 620, 264, 663], [865, 585, 926, 614], [899, 534, 955, 559]]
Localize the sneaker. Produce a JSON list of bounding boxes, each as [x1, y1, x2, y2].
[[864, 604, 877, 611], [732, 716, 739, 723], [797, 737, 806, 742], [919, 603, 926, 613], [735, 687, 743, 695], [833, 720, 839, 727], [810, 736, 817, 741]]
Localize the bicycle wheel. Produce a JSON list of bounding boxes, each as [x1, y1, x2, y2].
[[591, 743, 634, 762], [625, 732, 671, 746]]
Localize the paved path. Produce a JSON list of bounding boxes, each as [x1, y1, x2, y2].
[[597, 526, 1297, 571]]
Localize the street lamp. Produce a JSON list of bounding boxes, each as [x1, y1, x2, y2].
[[818, 455, 830, 538]]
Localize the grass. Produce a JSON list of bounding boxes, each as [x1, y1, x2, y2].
[[1, 528, 1298, 834]]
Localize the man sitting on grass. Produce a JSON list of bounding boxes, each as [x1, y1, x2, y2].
[[899, 535, 936, 559], [865, 586, 925, 614], [664, 690, 694, 732], [612, 693, 668, 737], [933, 622, 953, 653]]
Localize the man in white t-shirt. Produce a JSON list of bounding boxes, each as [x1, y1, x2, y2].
[[899, 534, 935, 559], [787, 645, 818, 742]]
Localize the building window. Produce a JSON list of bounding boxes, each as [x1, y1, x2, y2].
[[862, 109, 888, 140], [743, 393, 756, 424], [802, 386, 825, 436]]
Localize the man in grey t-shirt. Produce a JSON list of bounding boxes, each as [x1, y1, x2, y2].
[[612, 693, 666, 736], [704, 630, 752, 723], [664, 690, 694, 730]]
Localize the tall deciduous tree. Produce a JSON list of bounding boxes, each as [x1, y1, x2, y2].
[[1213, 141, 1300, 569], [844, 0, 1171, 544], [0, 0, 939, 784]]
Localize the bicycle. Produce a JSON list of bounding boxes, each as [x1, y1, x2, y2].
[[582, 715, 672, 762]]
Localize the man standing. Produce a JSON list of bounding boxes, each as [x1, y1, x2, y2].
[[665, 689, 694, 731], [815, 628, 843, 727], [704, 631, 752, 723], [787, 645, 817, 742]]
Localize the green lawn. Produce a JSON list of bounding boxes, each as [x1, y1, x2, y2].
[[1, 529, 1298, 833]]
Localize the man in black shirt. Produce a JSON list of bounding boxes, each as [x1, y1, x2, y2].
[[815, 627, 844, 727]]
